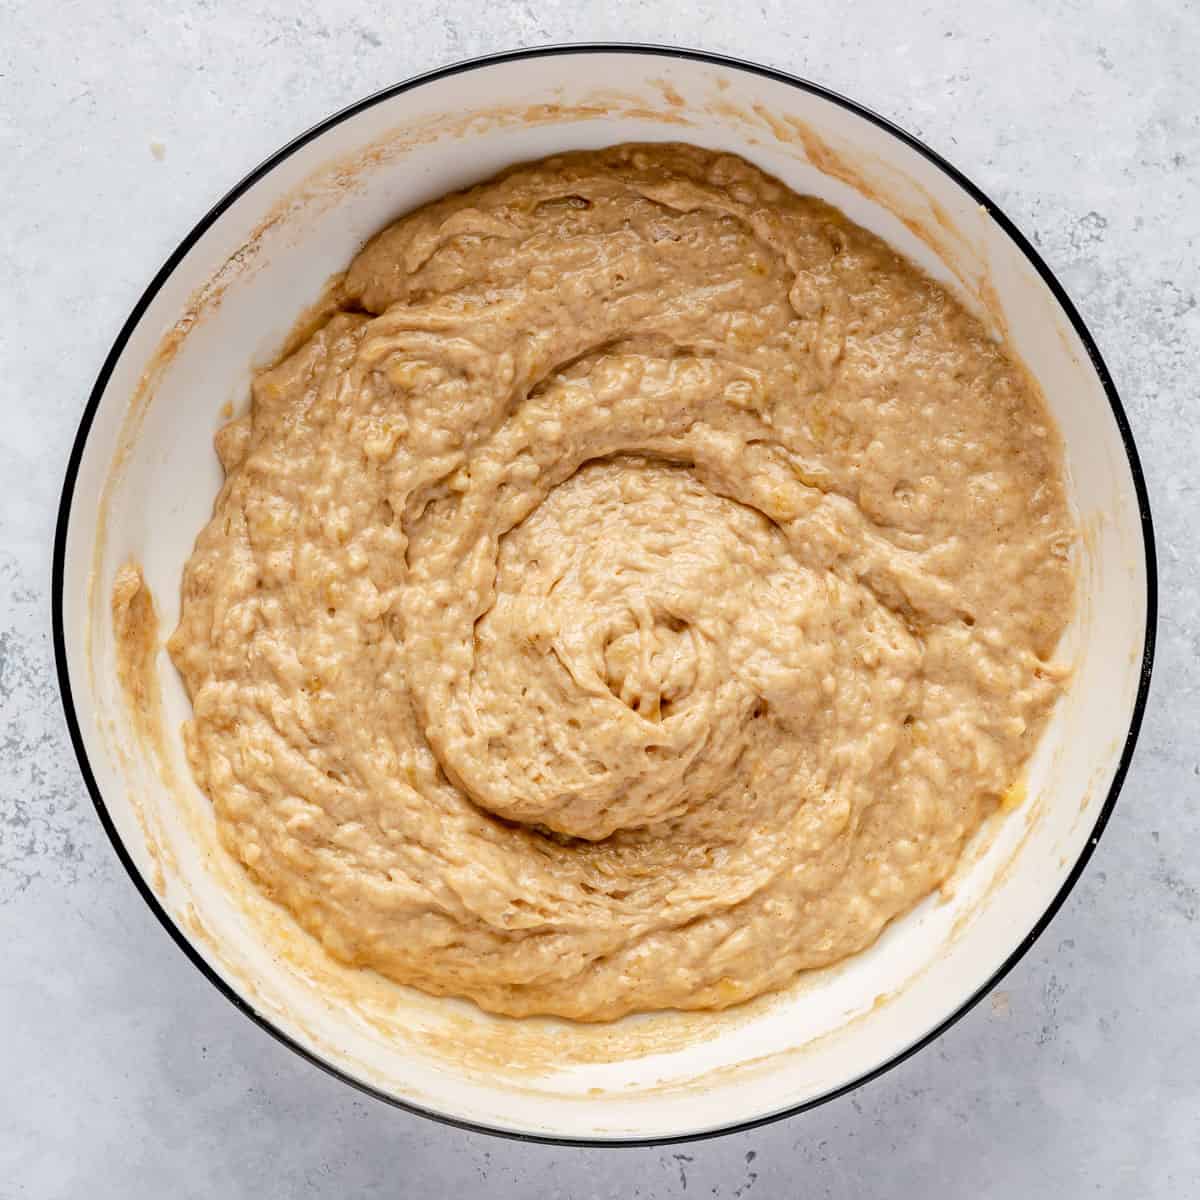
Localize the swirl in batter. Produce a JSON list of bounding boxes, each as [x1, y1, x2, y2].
[[169, 144, 1074, 1020]]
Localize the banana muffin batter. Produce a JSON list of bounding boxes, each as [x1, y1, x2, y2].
[[168, 144, 1074, 1020]]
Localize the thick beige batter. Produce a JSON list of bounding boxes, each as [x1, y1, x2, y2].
[[168, 144, 1074, 1020]]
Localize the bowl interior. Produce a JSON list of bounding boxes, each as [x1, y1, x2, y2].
[[58, 48, 1150, 1141]]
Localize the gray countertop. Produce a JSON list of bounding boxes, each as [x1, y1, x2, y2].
[[2, 2, 1197, 1195]]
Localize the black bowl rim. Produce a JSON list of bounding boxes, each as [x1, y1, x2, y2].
[[51, 42, 1158, 1147]]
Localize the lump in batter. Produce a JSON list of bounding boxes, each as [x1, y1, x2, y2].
[[168, 143, 1074, 1021]]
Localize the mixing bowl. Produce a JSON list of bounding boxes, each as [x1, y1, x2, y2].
[[53, 45, 1155, 1143]]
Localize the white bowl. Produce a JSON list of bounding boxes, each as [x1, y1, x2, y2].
[[53, 45, 1156, 1143]]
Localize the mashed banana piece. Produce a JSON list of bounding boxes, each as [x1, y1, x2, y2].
[[169, 144, 1074, 1020]]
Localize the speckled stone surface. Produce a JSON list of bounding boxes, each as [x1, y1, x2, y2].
[[2, 2, 1197, 1194]]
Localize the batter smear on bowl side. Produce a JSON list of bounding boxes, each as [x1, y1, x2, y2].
[[166, 144, 1074, 1020]]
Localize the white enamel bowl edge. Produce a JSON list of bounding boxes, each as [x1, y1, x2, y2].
[[53, 46, 1155, 1143]]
